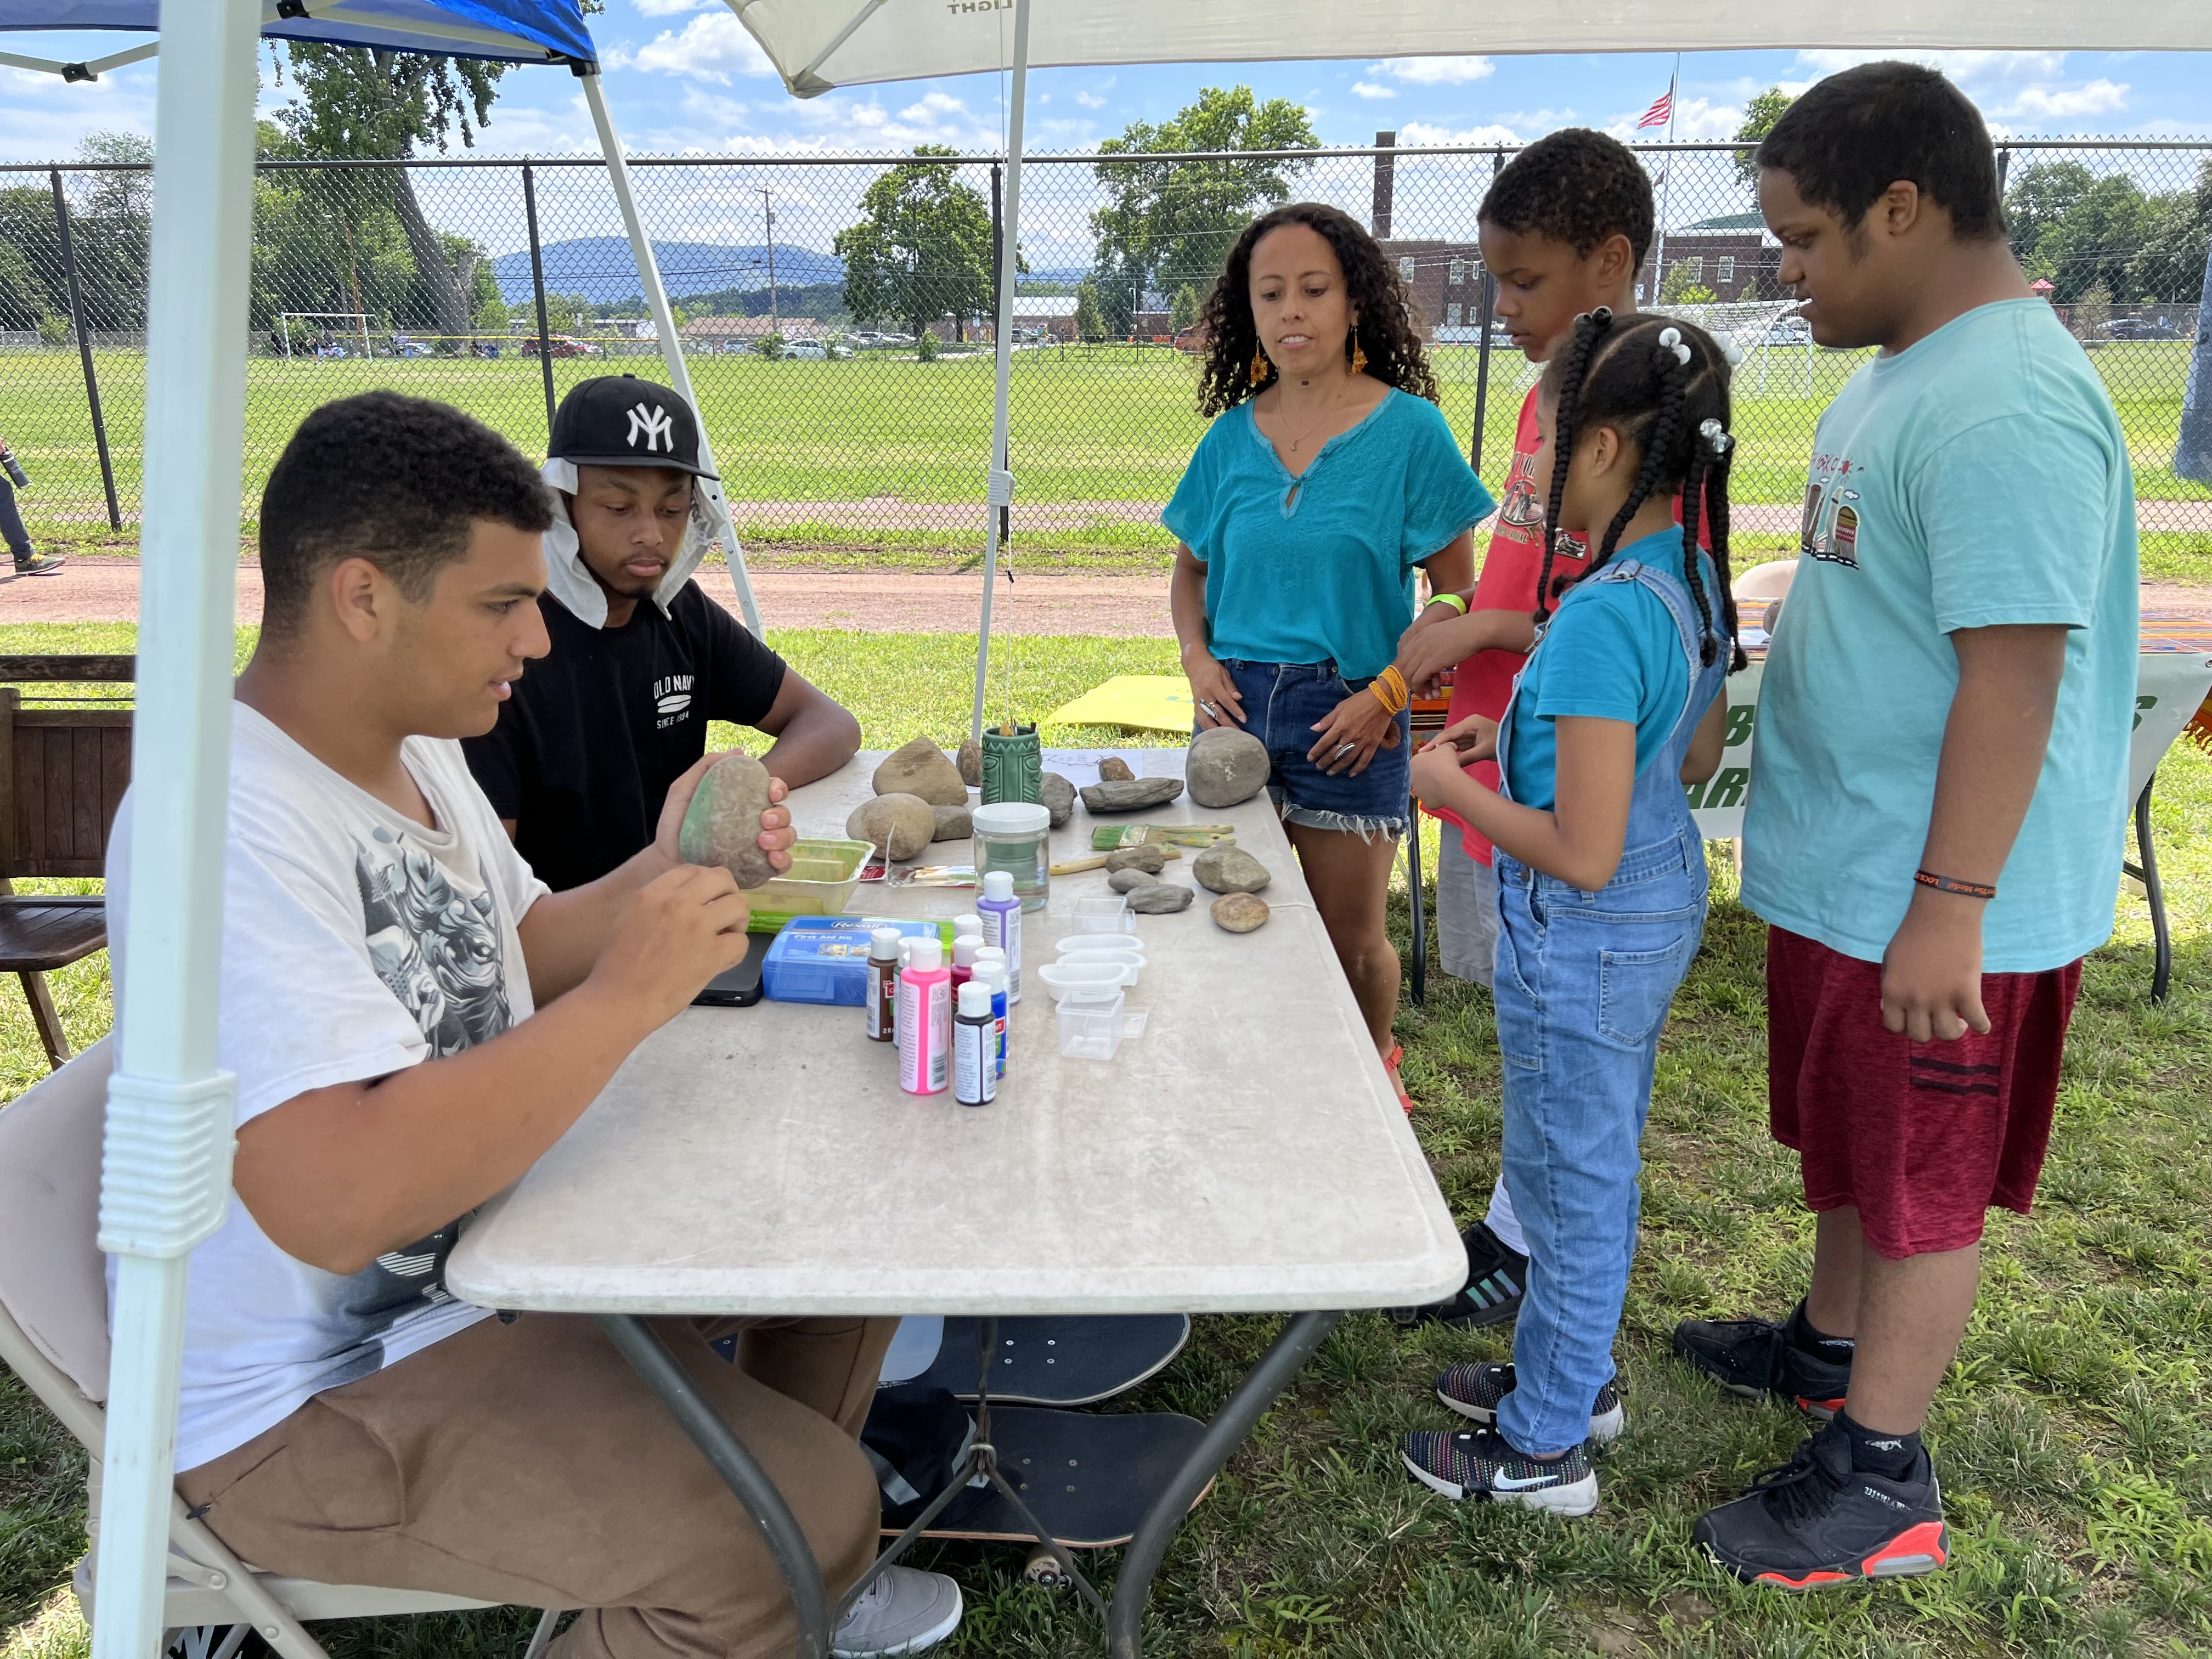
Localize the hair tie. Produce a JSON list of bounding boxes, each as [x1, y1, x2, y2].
[[1585, 307, 1613, 325], [1657, 326, 1681, 348], [1658, 338, 1691, 366], [1719, 336, 1745, 367], [1699, 418, 1734, 455]]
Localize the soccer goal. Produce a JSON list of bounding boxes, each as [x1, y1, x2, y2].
[[277, 312, 374, 360]]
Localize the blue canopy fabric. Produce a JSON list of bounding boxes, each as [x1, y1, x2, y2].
[[0, 0, 594, 66]]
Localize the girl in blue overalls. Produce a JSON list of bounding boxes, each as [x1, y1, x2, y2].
[[1400, 310, 1745, 1514]]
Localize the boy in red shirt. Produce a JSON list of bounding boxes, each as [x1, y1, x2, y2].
[[1393, 130, 1655, 1329]]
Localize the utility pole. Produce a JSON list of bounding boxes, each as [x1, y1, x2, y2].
[[758, 187, 778, 334]]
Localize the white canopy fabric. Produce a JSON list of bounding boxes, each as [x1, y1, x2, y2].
[[733, 0, 2210, 98]]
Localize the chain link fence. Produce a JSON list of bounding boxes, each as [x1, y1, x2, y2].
[[3, 137, 2207, 557]]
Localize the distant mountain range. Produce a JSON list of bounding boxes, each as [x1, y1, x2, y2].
[[491, 238, 845, 306]]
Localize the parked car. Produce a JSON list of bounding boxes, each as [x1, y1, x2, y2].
[[2097, 317, 2180, 340], [393, 339, 435, 358], [1743, 317, 1813, 348], [783, 339, 850, 360], [522, 335, 601, 358]]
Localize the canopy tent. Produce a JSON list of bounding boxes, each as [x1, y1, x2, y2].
[[0, 2, 764, 636], [0, 4, 766, 1655]]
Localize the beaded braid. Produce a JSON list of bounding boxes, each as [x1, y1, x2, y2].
[[1588, 342, 1688, 575], [1704, 443, 1748, 673], [1679, 445, 1717, 666], [1533, 309, 1610, 633]]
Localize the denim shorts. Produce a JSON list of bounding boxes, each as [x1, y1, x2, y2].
[[1207, 658, 1411, 837]]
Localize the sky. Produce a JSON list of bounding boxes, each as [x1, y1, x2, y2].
[[2, 9, 2205, 270]]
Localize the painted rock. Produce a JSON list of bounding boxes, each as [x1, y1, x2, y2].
[[1097, 757, 1136, 782], [846, 792, 936, 862], [930, 804, 974, 842], [1124, 882, 1193, 914], [1185, 726, 1271, 809], [1211, 893, 1271, 933], [1193, 843, 1271, 895], [1104, 844, 1167, 875], [1081, 777, 1184, 814], [678, 752, 778, 889], [872, 736, 969, 806], [1040, 772, 1076, 828]]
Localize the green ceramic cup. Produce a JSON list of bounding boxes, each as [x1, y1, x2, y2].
[[980, 723, 1042, 805]]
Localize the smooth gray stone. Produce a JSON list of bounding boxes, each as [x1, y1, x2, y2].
[[1124, 882, 1194, 914], [1185, 726, 1271, 809], [1104, 844, 1167, 875], [956, 736, 983, 788], [930, 804, 973, 842], [1040, 772, 1076, 828], [1080, 776, 1184, 814], [872, 736, 968, 806], [1108, 866, 1154, 893], [1193, 843, 1272, 895]]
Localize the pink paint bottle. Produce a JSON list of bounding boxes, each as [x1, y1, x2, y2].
[[896, 936, 951, 1096]]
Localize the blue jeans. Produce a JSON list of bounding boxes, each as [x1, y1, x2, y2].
[[1211, 658, 1410, 836], [1492, 829, 1707, 1455]]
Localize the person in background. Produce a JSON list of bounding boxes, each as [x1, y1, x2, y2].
[[1398, 312, 1737, 1516], [1676, 63, 2138, 1589], [1169, 202, 1495, 1108], [0, 431, 66, 575], [1389, 129, 1663, 1331], [464, 375, 859, 890], [110, 389, 962, 1657]]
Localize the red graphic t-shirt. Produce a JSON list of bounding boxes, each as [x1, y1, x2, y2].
[[1430, 384, 1706, 864]]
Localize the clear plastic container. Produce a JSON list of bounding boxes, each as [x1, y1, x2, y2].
[[970, 801, 1051, 911], [746, 837, 876, 930], [1071, 895, 1133, 934], [1056, 988, 1127, 1061]]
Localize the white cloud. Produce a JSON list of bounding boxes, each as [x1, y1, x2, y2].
[[633, 0, 712, 13], [633, 12, 775, 82], [1350, 81, 1395, 100], [2005, 78, 2129, 120], [1398, 119, 1525, 147], [0, 63, 156, 162], [1790, 49, 2067, 87], [1074, 89, 1107, 109], [1373, 55, 1495, 86], [1607, 94, 1741, 143]]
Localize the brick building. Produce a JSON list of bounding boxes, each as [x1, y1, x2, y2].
[[1638, 212, 1783, 303], [1378, 239, 1489, 335]]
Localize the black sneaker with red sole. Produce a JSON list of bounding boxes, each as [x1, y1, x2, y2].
[[1693, 1423, 1948, 1588], [1672, 1313, 1850, 1419]]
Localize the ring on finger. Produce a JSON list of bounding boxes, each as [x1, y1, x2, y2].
[[1333, 741, 1357, 757]]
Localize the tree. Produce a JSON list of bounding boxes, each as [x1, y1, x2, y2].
[[2072, 278, 2114, 340], [834, 145, 995, 343], [1731, 88, 1795, 187], [1092, 86, 1320, 302], [1660, 262, 1717, 306], [1074, 279, 1105, 343], [2127, 160, 2212, 302], [2005, 159, 2097, 272], [1170, 283, 1200, 332], [915, 329, 940, 362], [755, 331, 786, 360], [2030, 174, 2153, 303], [542, 292, 590, 336]]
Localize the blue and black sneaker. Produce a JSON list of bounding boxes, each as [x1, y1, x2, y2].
[[1435, 1361, 1627, 1442], [1401, 1425, 1598, 1515], [1693, 1422, 1948, 1588], [1389, 1220, 1528, 1330]]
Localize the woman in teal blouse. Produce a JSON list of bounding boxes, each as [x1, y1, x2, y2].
[[1167, 203, 1496, 1104]]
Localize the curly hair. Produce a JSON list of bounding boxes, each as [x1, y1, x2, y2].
[[1759, 63, 2005, 242], [1536, 311, 1745, 670], [261, 390, 551, 639], [1194, 202, 1439, 416], [1479, 129, 1656, 268]]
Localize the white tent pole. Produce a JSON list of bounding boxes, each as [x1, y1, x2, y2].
[[93, 2, 259, 1656], [581, 70, 765, 636], [968, 0, 1030, 744]]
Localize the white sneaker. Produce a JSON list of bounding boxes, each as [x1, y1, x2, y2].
[[832, 1564, 963, 1657]]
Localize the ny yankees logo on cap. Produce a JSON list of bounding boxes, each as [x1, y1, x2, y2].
[[627, 402, 675, 453], [547, 375, 719, 480]]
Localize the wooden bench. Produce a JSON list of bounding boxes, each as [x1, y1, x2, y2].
[[0, 655, 132, 1069]]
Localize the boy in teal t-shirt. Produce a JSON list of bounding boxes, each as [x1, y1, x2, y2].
[[1671, 64, 2138, 1591]]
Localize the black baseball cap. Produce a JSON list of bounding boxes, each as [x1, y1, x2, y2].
[[548, 374, 720, 479]]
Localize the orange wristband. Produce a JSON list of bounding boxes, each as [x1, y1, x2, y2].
[[1369, 666, 1409, 715]]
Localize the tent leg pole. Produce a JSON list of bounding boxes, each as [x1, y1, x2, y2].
[[970, 0, 1031, 745], [582, 70, 764, 637], [93, 3, 260, 1656]]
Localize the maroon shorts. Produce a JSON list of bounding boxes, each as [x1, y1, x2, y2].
[[1766, 926, 2082, 1260]]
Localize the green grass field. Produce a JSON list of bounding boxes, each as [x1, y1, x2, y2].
[[4, 339, 2206, 556], [3, 619, 2208, 1658]]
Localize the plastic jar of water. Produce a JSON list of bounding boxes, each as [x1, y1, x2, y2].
[[970, 801, 1051, 911]]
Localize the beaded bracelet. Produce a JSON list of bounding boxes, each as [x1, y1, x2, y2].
[[1914, 869, 1997, 900], [1428, 592, 1470, 616], [1369, 665, 1409, 715]]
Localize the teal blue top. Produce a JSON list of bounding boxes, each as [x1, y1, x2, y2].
[[1742, 299, 2140, 972], [1163, 388, 1496, 679], [1504, 531, 1719, 810]]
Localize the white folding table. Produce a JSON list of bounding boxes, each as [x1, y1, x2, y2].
[[446, 748, 1464, 1658]]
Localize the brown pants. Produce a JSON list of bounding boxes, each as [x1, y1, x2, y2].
[[177, 1312, 898, 1659]]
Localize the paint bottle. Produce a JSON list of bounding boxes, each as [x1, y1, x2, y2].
[[978, 870, 1023, 1004], [972, 949, 1009, 1079], [865, 927, 903, 1043], [950, 934, 979, 990], [952, 912, 984, 943], [896, 937, 951, 1096], [953, 980, 997, 1106]]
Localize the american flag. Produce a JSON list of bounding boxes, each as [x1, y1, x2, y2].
[[1637, 81, 1674, 130]]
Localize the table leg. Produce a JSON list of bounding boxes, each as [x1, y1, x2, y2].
[[594, 1314, 832, 1658], [1104, 1310, 1343, 1659], [2123, 772, 2170, 1003]]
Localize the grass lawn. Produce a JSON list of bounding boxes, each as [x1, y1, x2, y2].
[[4, 340, 2205, 554], [4, 620, 2209, 1657]]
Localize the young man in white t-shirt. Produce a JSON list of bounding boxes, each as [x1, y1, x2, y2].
[[105, 391, 962, 1658]]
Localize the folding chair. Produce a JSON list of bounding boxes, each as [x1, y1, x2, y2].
[[0, 1040, 561, 1659]]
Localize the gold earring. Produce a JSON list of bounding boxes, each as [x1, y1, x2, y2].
[[1250, 346, 1271, 386], [1348, 330, 1368, 375]]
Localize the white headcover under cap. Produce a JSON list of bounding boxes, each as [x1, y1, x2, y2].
[[539, 456, 714, 628]]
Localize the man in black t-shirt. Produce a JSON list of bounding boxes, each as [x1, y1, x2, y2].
[[464, 376, 860, 891]]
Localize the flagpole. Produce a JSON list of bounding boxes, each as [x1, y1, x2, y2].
[[1650, 55, 1681, 306]]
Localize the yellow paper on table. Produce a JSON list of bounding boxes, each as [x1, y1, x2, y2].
[[1043, 675, 1196, 733]]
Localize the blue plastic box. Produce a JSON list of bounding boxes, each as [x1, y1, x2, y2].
[[761, 916, 952, 1007]]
